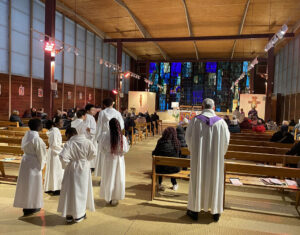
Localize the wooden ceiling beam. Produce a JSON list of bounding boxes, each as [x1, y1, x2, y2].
[[55, 0, 138, 60], [182, 0, 199, 60], [231, 0, 251, 59], [104, 33, 294, 43], [113, 0, 169, 60]]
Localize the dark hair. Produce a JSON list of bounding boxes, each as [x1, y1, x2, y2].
[[160, 127, 180, 152], [109, 118, 123, 155], [53, 116, 61, 124], [85, 104, 95, 111], [65, 127, 78, 140], [103, 98, 113, 107], [28, 118, 42, 131], [76, 109, 86, 119], [45, 120, 54, 130]]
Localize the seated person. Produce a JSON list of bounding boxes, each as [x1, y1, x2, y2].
[[152, 127, 180, 191], [145, 112, 154, 135], [293, 120, 300, 139], [289, 119, 296, 127], [266, 120, 277, 131], [270, 121, 294, 144], [286, 142, 300, 168], [223, 115, 230, 126], [151, 112, 160, 131], [124, 113, 136, 144], [252, 119, 266, 133], [240, 117, 252, 129], [10, 110, 24, 126], [22, 109, 32, 118], [228, 115, 240, 133]]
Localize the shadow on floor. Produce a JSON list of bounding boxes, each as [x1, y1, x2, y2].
[[125, 183, 152, 201], [19, 210, 66, 227]]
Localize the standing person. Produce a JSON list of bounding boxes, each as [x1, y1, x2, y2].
[[71, 110, 88, 136], [185, 98, 230, 222], [57, 127, 96, 223], [95, 98, 124, 177], [44, 120, 64, 195], [13, 119, 47, 216], [85, 104, 97, 170], [99, 118, 129, 206]]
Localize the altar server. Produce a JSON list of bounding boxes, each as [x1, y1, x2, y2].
[[13, 118, 47, 216], [84, 104, 97, 169], [185, 98, 230, 222], [99, 118, 129, 205], [57, 127, 96, 223], [71, 109, 88, 136], [44, 120, 64, 195], [95, 98, 124, 177]]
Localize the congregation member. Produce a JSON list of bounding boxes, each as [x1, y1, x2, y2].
[[238, 108, 245, 123], [9, 110, 24, 126], [185, 98, 230, 222], [289, 119, 296, 126], [13, 119, 47, 216], [266, 120, 278, 131], [22, 109, 32, 118], [99, 118, 129, 206], [252, 119, 266, 133], [31, 108, 38, 117], [71, 109, 88, 135], [239, 117, 252, 129], [223, 115, 230, 126], [152, 127, 180, 191], [270, 121, 294, 144], [57, 127, 96, 223], [85, 104, 98, 170], [232, 107, 241, 120], [293, 120, 300, 139], [151, 112, 160, 132], [124, 113, 136, 144], [95, 98, 124, 177], [44, 120, 64, 195]]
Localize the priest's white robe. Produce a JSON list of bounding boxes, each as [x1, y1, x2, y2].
[[84, 113, 97, 168], [99, 134, 129, 202], [44, 127, 64, 192], [13, 131, 47, 209], [185, 109, 230, 214], [95, 107, 124, 177], [57, 135, 96, 218], [71, 119, 88, 136]]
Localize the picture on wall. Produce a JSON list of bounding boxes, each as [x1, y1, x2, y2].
[[18, 85, 24, 96], [38, 88, 43, 98], [79, 92, 83, 100], [67, 91, 72, 100], [88, 93, 92, 101]]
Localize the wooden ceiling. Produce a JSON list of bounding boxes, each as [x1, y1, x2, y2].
[[57, 0, 300, 61]]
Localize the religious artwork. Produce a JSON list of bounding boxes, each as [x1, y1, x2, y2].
[[88, 93, 92, 101], [240, 94, 266, 119], [38, 88, 43, 98], [180, 111, 199, 121], [67, 91, 72, 100], [18, 85, 24, 96], [79, 92, 83, 100], [128, 91, 156, 114]]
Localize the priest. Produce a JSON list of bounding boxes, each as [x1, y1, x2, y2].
[[185, 98, 230, 222]]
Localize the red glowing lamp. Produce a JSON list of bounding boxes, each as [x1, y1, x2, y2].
[[44, 42, 55, 52], [112, 89, 118, 95], [124, 72, 131, 78]]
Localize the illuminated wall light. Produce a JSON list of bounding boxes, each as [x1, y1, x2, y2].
[[124, 72, 131, 78], [44, 42, 55, 52], [112, 89, 118, 95]]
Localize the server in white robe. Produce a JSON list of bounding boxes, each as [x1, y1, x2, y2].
[[95, 98, 124, 177], [99, 118, 129, 205], [71, 109, 88, 136], [185, 98, 230, 222], [57, 127, 96, 223], [44, 120, 64, 194], [13, 119, 47, 216], [84, 104, 97, 169]]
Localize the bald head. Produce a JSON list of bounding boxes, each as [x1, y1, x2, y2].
[[202, 98, 215, 110]]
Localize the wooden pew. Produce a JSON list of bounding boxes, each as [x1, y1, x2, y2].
[[0, 121, 19, 128], [0, 129, 67, 141], [7, 126, 29, 131], [230, 139, 294, 149], [0, 146, 23, 178], [228, 144, 289, 155], [0, 137, 22, 145]]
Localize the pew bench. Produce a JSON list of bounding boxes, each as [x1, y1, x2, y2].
[[230, 139, 294, 149], [0, 146, 23, 180], [228, 144, 289, 155], [0, 121, 19, 128]]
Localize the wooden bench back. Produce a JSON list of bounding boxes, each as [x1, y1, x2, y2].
[[152, 156, 190, 168], [0, 137, 22, 145], [0, 121, 19, 127], [228, 144, 289, 155], [7, 126, 29, 131], [225, 151, 300, 165], [230, 139, 294, 149], [0, 146, 23, 155], [225, 162, 300, 178], [0, 130, 67, 141]]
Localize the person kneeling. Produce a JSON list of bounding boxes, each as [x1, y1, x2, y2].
[[57, 127, 96, 223], [99, 118, 130, 206], [152, 127, 181, 191]]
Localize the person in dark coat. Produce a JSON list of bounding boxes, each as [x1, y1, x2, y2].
[[151, 112, 160, 132], [145, 112, 154, 135], [124, 114, 136, 144], [240, 117, 252, 129], [152, 127, 180, 191], [10, 110, 23, 126], [270, 124, 294, 144]]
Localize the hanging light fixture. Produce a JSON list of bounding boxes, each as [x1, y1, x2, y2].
[[264, 24, 288, 52]]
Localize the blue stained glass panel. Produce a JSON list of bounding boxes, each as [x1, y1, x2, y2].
[[171, 62, 181, 77], [206, 62, 217, 73]]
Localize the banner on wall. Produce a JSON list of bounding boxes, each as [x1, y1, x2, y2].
[[240, 94, 266, 119], [88, 93, 92, 101], [38, 88, 43, 98], [18, 85, 24, 96], [79, 92, 83, 100]]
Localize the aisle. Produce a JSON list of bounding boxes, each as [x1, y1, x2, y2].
[[0, 137, 300, 235]]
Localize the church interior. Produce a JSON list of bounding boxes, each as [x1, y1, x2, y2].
[[0, 0, 300, 234]]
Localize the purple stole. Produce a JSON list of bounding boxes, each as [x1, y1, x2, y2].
[[196, 114, 222, 127]]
